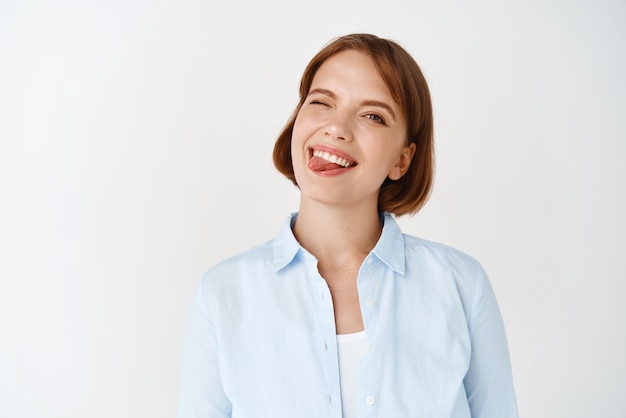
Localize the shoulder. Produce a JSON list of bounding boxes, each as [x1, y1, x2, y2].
[[198, 239, 276, 295], [401, 234, 488, 315], [403, 233, 483, 274]]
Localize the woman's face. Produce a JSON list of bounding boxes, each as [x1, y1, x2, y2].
[[291, 49, 415, 210]]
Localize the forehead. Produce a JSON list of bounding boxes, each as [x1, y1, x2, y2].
[[310, 50, 396, 103]]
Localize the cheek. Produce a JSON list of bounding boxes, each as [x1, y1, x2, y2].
[[291, 112, 310, 139], [290, 113, 317, 158], [290, 121, 307, 171], [290, 116, 305, 148], [290, 132, 303, 161]]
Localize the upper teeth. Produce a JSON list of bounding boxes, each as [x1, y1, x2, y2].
[[313, 149, 353, 167]]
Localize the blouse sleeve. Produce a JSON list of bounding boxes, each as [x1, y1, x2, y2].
[[177, 277, 232, 418], [463, 263, 519, 418]]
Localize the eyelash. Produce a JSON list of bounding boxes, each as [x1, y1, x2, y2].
[[307, 99, 387, 125], [366, 114, 385, 125]]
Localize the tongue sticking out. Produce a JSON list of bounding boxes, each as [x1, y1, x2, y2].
[[308, 155, 345, 172]]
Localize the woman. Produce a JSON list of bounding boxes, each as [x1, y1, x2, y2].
[[178, 33, 518, 418]]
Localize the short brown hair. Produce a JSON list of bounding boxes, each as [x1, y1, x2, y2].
[[273, 33, 434, 216]]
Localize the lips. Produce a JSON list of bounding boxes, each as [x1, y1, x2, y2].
[[307, 145, 357, 174]]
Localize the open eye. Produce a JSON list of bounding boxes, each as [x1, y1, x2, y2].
[[365, 113, 385, 124]]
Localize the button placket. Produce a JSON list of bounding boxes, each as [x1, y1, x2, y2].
[[359, 253, 380, 339], [362, 256, 376, 310]]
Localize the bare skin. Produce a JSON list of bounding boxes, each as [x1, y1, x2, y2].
[[293, 199, 382, 334]]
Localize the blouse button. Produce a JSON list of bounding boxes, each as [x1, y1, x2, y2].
[[365, 298, 375, 308], [365, 395, 376, 405], [366, 258, 373, 266]]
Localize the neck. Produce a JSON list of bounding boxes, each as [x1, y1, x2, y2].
[[293, 198, 383, 264]]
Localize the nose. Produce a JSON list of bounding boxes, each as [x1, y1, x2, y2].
[[324, 111, 353, 142]]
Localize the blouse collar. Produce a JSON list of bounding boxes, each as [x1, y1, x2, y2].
[[272, 212, 406, 275]]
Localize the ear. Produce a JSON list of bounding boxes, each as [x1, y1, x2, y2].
[[388, 143, 416, 181]]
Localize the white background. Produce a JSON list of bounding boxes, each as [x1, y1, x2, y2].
[[1, 0, 625, 417]]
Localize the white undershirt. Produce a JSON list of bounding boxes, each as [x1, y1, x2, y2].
[[337, 330, 369, 418]]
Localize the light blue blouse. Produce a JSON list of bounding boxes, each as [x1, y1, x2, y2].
[[177, 213, 518, 418]]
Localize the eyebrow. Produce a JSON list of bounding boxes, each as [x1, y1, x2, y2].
[[307, 88, 397, 122]]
